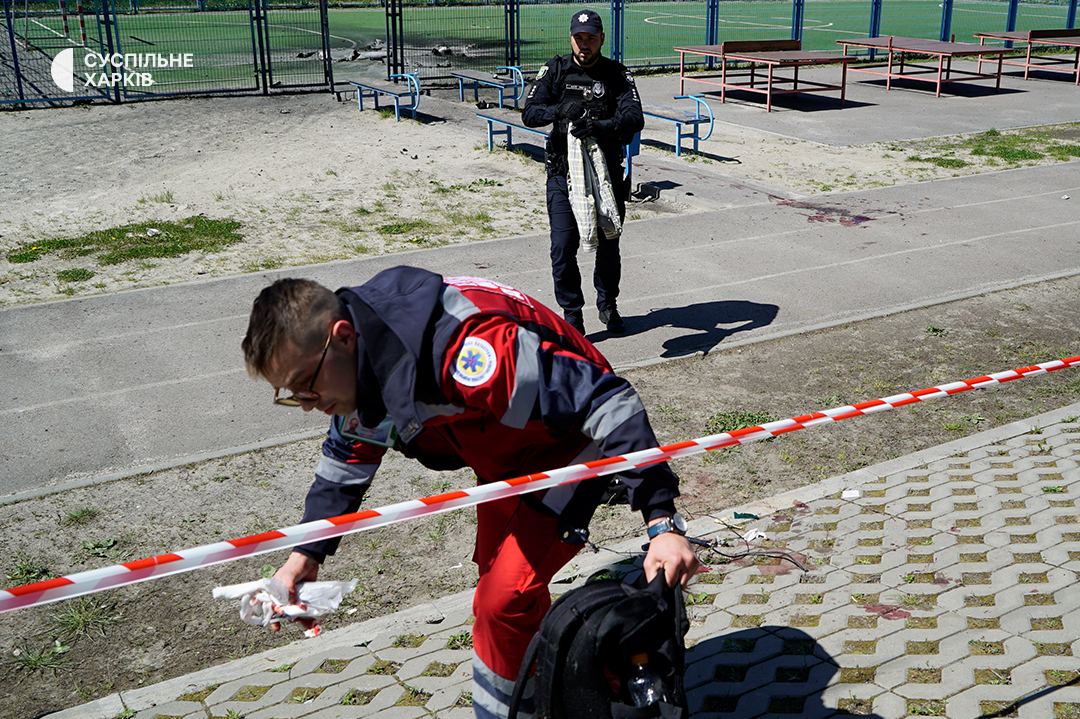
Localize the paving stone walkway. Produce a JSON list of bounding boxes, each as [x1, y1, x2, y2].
[[54, 402, 1080, 719]]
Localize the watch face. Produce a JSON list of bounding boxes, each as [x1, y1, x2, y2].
[[673, 513, 687, 532]]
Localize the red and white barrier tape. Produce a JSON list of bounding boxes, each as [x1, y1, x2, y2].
[[2, 355, 1078, 614]]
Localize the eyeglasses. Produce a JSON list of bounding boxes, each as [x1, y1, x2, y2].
[[273, 329, 333, 407]]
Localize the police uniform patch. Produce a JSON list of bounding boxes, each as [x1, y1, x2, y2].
[[453, 336, 498, 387], [536, 65, 549, 79], [592, 81, 605, 97]]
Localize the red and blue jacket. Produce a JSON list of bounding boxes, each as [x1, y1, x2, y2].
[[297, 266, 679, 562]]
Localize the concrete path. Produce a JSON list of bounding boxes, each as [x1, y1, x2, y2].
[[2, 161, 1078, 501], [52, 401, 1080, 719]]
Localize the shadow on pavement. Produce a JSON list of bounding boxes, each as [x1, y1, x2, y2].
[[590, 300, 780, 357], [684, 626, 886, 718]]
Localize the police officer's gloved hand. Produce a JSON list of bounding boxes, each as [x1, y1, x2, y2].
[[569, 117, 615, 139], [557, 99, 587, 122]]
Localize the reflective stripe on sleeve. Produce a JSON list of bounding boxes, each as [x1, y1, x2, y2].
[[314, 455, 377, 487], [582, 386, 645, 441], [501, 328, 540, 429]]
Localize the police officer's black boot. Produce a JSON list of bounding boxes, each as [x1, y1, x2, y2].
[[564, 310, 586, 335], [598, 307, 624, 334]]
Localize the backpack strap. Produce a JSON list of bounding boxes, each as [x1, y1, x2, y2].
[[507, 628, 544, 719]]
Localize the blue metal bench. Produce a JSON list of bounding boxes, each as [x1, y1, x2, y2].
[[642, 94, 715, 157], [476, 111, 640, 185], [450, 66, 526, 109], [349, 73, 420, 121]]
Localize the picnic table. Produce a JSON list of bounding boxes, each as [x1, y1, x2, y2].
[[674, 40, 854, 111], [973, 28, 1080, 85], [836, 36, 1008, 97]]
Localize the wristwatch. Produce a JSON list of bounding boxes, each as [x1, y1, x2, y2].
[[646, 512, 687, 540]]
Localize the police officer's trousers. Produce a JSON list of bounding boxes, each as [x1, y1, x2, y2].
[[545, 173, 626, 317]]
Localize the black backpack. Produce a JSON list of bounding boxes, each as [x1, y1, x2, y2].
[[508, 572, 689, 719]]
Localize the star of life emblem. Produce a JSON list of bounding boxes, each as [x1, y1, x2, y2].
[[453, 337, 498, 387]]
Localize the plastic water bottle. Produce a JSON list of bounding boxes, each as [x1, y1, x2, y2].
[[626, 652, 666, 707]]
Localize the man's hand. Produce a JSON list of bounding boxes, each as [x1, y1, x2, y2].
[[557, 99, 586, 122], [643, 531, 699, 589], [569, 118, 594, 139], [269, 551, 321, 633], [569, 117, 614, 139]]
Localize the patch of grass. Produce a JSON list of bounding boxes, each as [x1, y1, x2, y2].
[[396, 685, 432, 706], [377, 219, 433, 236], [60, 507, 100, 526], [57, 268, 95, 283], [925, 325, 947, 336], [268, 662, 295, 673], [403, 235, 448, 248], [288, 686, 325, 703], [11, 640, 71, 672], [455, 691, 474, 707], [964, 129, 1044, 162], [447, 631, 474, 650], [907, 154, 969, 168], [367, 658, 400, 675], [422, 660, 459, 677], [392, 633, 426, 648], [907, 698, 946, 716], [1047, 143, 1080, 161], [705, 410, 780, 435], [176, 684, 219, 702], [230, 685, 269, 701], [341, 689, 378, 706], [240, 258, 283, 273], [6, 553, 52, 585], [315, 658, 350, 673], [6, 216, 243, 266], [79, 537, 131, 562], [447, 210, 495, 234], [138, 189, 175, 204], [112, 710, 136, 719], [50, 597, 119, 639]]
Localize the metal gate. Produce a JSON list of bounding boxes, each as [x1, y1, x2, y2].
[[1, 0, 331, 107]]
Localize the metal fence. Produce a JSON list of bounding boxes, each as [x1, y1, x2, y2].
[[1, 0, 331, 106], [3, 0, 1077, 107]]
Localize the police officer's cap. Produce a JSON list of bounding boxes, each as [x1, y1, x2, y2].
[[570, 9, 603, 35]]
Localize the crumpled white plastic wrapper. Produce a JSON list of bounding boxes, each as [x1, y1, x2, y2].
[[742, 528, 769, 542], [212, 578, 358, 639]]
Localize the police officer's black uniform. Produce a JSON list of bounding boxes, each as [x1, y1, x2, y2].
[[522, 10, 644, 334]]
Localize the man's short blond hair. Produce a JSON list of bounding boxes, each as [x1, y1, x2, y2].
[[242, 278, 346, 378]]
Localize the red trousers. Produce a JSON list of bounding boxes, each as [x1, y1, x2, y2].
[[472, 496, 582, 680]]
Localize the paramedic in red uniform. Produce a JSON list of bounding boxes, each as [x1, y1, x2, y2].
[[241, 266, 697, 718]]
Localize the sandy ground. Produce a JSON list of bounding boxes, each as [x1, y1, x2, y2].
[[3, 274, 1080, 718], [2, 88, 1074, 307]]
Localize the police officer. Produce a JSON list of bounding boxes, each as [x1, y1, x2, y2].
[[523, 9, 644, 335]]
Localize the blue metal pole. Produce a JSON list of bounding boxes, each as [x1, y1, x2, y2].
[[705, 0, 718, 67], [2, 0, 26, 105], [791, 0, 804, 42], [939, 0, 953, 41], [1068, 0, 1077, 29], [868, 0, 882, 59], [610, 0, 623, 63], [1005, 0, 1018, 32]]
